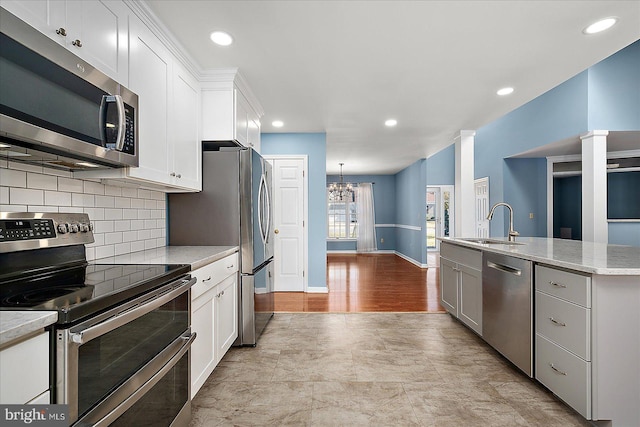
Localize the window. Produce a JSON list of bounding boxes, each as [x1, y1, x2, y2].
[[327, 189, 358, 239]]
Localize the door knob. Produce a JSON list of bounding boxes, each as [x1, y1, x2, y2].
[[274, 229, 279, 234]]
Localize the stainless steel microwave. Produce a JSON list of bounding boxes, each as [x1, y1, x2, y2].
[[0, 8, 138, 170]]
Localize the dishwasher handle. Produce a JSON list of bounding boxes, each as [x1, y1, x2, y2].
[[487, 261, 522, 276]]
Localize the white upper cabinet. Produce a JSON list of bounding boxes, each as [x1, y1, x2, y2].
[[1, 0, 129, 84], [201, 71, 264, 152]]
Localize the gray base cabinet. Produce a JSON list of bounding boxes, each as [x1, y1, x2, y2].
[[440, 242, 482, 335]]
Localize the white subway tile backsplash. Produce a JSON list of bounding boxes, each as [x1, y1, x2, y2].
[[104, 232, 123, 245], [122, 209, 137, 220], [115, 197, 131, 209], [2, 165, 168, 260], [131, 241, 145, 252], [83, 207, 105, 220], [83, 181, 105, 195], [72, 193, 95, 207], [95, 195, 115, 208], [104, 185, 122, 197], [10, 188, 44, 205], [44, 191, 72, 206], [27, 205, 59, 213], [58, 177, 84, 193], [121, 187, 138, 198], [27, 172, 57, 190], [1, 169, 26, 188], [104, 208, 123, 220]]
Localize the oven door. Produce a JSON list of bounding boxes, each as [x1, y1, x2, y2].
[[57, 275, 195, 425]]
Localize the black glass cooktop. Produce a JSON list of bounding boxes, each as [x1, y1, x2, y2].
[[0, 263, 190, 325]]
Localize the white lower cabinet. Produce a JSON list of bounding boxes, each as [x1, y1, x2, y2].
[[439, 242, 482, 335], [0, 331, 50, 404], [190, 253, 238, 398], [535, 265, 591, 420]]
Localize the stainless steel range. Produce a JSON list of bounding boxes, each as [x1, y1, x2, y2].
[[0, 212, 196, 426]]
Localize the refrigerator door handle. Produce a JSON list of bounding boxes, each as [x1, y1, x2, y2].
[[264, 173, 271, 244], [257, 174, 267, 245]]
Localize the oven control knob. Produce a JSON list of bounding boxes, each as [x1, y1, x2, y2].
[[79, 223, 90, 232], [69, 223, 79, 233], [57, 223, 69, 234]]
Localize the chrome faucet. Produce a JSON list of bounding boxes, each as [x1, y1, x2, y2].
[[487, 202, 520, 242]]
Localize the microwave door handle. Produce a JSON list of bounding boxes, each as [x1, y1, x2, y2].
[[113, 94, 126, 151]]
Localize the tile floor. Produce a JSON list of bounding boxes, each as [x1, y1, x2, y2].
[[190, 313, 590, 426]]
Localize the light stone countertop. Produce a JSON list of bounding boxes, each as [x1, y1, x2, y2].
[[95, 246, 239, 271], [440, 237, 640, 275], [0, 311, 57, 347]]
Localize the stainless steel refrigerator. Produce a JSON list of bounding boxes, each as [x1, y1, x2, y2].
[[168, 143, 274, 346]]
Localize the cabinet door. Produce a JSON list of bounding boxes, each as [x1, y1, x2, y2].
[[201, 88, 234, 140], [65, 0, 129, 85], [0, 331, 49, 404], [247, 115, 261, 152], [234, 89, 250, 146], [170, 63, 201, 190], [1, 0, 65, 44], [440, 257, 458, 316], [458, 265, 482, 335], [215, 274, 238, 362], [191, 288, 215, 399], [128, 16, 172, 185]]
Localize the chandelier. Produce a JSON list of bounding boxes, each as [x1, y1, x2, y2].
[[329, 163, 353, 202]]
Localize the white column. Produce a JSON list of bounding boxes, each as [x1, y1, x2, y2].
[[455, 130, 476, 237], [581, 130, 608, 243]]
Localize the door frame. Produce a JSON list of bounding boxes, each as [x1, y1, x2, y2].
[[426, 185, 455, 252], [263, 155, 309, 292]]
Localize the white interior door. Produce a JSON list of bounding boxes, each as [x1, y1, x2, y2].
[[474, 177, 490, 238], [265, 156, 307, 292], [426, 187, 441, 250]]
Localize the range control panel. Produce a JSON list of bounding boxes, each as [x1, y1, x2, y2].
[[0, 212, 94, 252]]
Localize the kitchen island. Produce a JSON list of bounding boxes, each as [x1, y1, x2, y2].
[[440, 236, 640, 426]]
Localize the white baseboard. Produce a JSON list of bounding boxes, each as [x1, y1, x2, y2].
[[327, 250, 357, 254], [394, 251, 428, 269], [255, 288, 267, 294], [327, 249, 396, 254], [307, 286, 328, 293]]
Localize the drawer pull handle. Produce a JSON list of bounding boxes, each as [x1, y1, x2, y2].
[[549, 281, 566, 288], [202, 276, 212, 282], [549, 317, 566, 327], [227, 264, 234, 269], [549, 363, 568, 376]]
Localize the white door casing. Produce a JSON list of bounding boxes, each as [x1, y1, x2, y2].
[[265, 156, 308, 292], [474, 177, 490, 238]]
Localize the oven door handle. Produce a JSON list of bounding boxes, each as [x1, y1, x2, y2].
[[71, 277, 195, 345], [74, 331, 196, 427]]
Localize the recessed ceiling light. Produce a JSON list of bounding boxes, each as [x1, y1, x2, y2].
[[497, 87, 514, 96], [210, 31, 233, 46], [272, 120, 284, 128], [583, 17, 618, 35], [385, 119, 397, 127]]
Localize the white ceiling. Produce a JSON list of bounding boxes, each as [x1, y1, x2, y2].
[[144, 1, 640, 175]]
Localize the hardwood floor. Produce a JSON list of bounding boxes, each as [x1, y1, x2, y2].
[[273, 253, 445, 313]]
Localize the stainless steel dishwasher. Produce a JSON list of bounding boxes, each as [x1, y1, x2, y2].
[[482, 252, 533, 377]]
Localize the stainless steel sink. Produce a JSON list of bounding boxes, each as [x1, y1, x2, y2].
[[458, 238, 525, 245]]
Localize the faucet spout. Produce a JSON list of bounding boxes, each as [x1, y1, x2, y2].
[[487, 202, 520, 242]]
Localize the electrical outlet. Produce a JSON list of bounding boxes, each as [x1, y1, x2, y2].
[[529, 213, 534, 219], [380, 238, 384, 243]]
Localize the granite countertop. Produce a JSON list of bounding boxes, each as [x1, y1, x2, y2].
[[0, 311, 57, 347], [440, 237, 640, 275], [96, 246, 239, 270]]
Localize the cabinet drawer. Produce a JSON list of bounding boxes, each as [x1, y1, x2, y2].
[[191, 253, 238, 300], [535, 291, 590, 360], [440, 242, 482, 270], [0, 332, 49, 404], [536, 334, 591, 420], [535, 265, 591, 307]]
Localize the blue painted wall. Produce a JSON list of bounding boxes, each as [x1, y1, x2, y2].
[[588, 40, 640, 130], [427, 144, 455, 185], [326, 174, 397, 252], [394, 159, 427, 264], [261, 133, 327, 288], [503, 158, 547, 237]]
